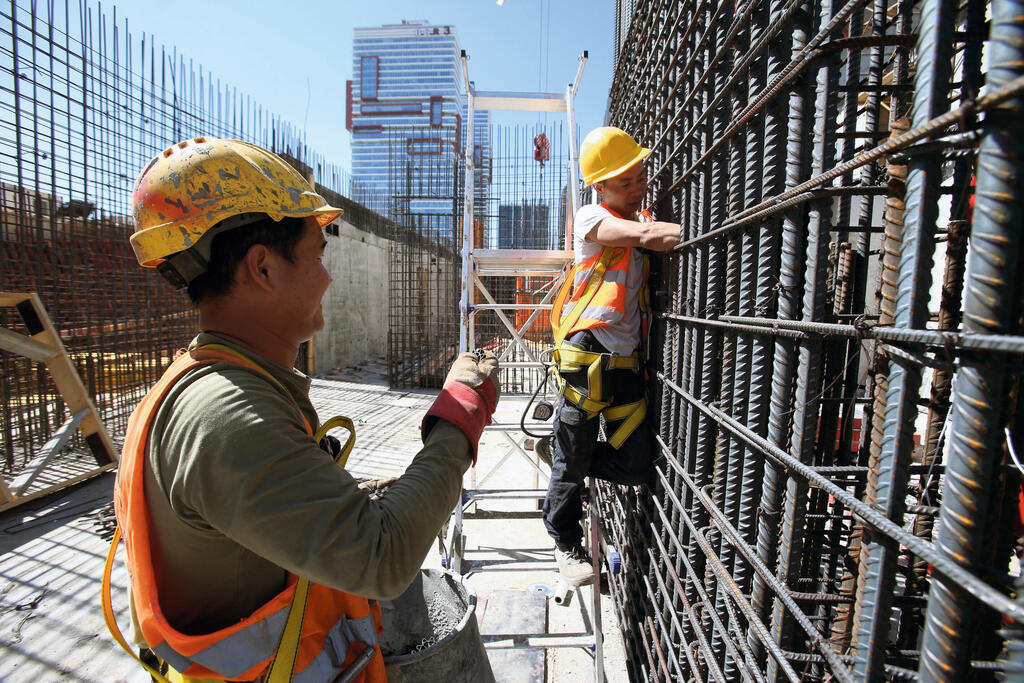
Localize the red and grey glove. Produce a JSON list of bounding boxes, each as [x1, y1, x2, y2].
[[422, 350, 500, 464]]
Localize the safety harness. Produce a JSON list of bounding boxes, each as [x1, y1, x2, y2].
[[548, 206, 651, 449]]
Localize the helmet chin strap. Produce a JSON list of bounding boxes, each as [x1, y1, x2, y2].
[[156, 212, 269, 289]]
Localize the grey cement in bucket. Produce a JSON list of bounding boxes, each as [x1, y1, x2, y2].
[[379, 568, 495, 683]]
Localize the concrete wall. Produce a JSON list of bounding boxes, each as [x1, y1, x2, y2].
[[312, 218, 390, 373]]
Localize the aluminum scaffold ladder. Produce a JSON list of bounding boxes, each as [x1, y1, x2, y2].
[[451, 50, 610, 683]]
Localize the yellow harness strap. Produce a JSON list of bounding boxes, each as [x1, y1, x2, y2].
[[557, 381, 647, 447], [555, 346, 641, 373], [553, 345, 640, 416], [101, 526, 173, 683], [551, 343, 647, 446], [602, 399, 647, 449], [561, 383, 611, 419], [102, 343, 357, 683], [260, 576, 312, 683], [315, 416, 357, 468]]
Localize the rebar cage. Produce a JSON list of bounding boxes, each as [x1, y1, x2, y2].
[[386, 125, 464, 388], [0, 0, 375, 479], [604, 0, 1024, 680]]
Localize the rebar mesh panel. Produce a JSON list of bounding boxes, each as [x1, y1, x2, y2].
[[0, 0, 372, 480], [601, 0, 1024, 681], [386, 126, 462, 388]]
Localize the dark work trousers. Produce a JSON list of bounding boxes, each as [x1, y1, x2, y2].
[[542, 329, 653, 547]]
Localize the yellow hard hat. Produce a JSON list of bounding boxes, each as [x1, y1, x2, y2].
[[130, 137, 342, 284], [579, 126, 651, 186]]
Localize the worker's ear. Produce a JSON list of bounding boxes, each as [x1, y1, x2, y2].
[[240, 244, 275, 292], [592, 181, 605, 199]]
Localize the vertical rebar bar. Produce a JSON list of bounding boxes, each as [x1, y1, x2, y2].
[[747, 0, 798, 668], [768, 2, 837, 672], [733, 0, 770, 608], [907, 0, 985, 613], [919, 0, 1024, 678], [852, 0, 953, 676]]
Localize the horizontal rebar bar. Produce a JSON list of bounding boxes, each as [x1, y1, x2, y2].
[[654, 436, 853, 682], [656, 371, 1024, 623], [670, 74, 1024, 251]]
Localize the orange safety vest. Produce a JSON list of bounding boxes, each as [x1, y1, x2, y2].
[[111, 346, 387, 682], [550, 203, 650, 347]]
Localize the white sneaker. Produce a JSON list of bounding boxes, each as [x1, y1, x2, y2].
[[555, 543, 595, 587]]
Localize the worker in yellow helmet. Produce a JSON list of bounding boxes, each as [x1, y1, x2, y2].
[[107, 137, 500, 682], [541, 127, 680, 586]]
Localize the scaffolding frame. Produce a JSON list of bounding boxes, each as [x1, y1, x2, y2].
[[454, 51, 611, 682]]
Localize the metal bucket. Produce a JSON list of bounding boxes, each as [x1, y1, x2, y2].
[[379, 568, 495, 683]]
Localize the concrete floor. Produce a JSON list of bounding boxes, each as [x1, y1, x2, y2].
[[0, 357, 628, 682]]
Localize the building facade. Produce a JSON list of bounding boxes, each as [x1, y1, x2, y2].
[[497, 202, 550, 250], [349, 20, 490, 241]]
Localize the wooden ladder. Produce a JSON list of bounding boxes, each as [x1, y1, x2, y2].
[[0, 292, 119, 512]]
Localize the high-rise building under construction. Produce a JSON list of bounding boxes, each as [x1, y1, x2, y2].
[[348, 20, 490, 239]]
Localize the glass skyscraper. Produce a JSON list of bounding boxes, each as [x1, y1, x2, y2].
[[498, 202, 550, 250], [348, 21, 491, 240]]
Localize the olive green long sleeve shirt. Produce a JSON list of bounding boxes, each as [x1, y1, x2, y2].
[[140, 333, 470, 635]]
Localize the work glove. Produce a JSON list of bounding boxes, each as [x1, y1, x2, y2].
[[358, 476, 399, 501], [422, 349, 500, 464]]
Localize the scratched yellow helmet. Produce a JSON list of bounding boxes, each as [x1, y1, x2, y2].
[[579, 126, 652, 186], [130, 136, 342, 288]]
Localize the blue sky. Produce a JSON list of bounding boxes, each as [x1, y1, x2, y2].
[[103, 0, 617, 171]]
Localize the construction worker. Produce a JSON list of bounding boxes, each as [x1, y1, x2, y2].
[[108, 137, 499, 682], [539, 127, 680, 586]]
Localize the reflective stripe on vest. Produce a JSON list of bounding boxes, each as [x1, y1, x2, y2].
[[150, 603, 377, 679], [293, 613, 380, 682], [561, 243, 630, 338], [573, 264, 629, 288], [114, 346, 386, 682]]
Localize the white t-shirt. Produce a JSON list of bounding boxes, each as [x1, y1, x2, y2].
[[571, 203, 645, 355]]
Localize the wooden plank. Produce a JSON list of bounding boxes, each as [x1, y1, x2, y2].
[[0, 292, 30, 307], [472, 249, 573, 277], [45, 350, 119, 464], [25, 295, 118, 465], [0, 463, 116, 513], [12, 409, 91, 495], [486, 648, 545, 683], [480, 589, 547, 635], [473, 91, 567, 113], [0, 326, 59, 362], [0, 292, 120, 512]]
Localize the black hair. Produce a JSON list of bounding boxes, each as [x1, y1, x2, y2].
[[186, 215, 305, 305]]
